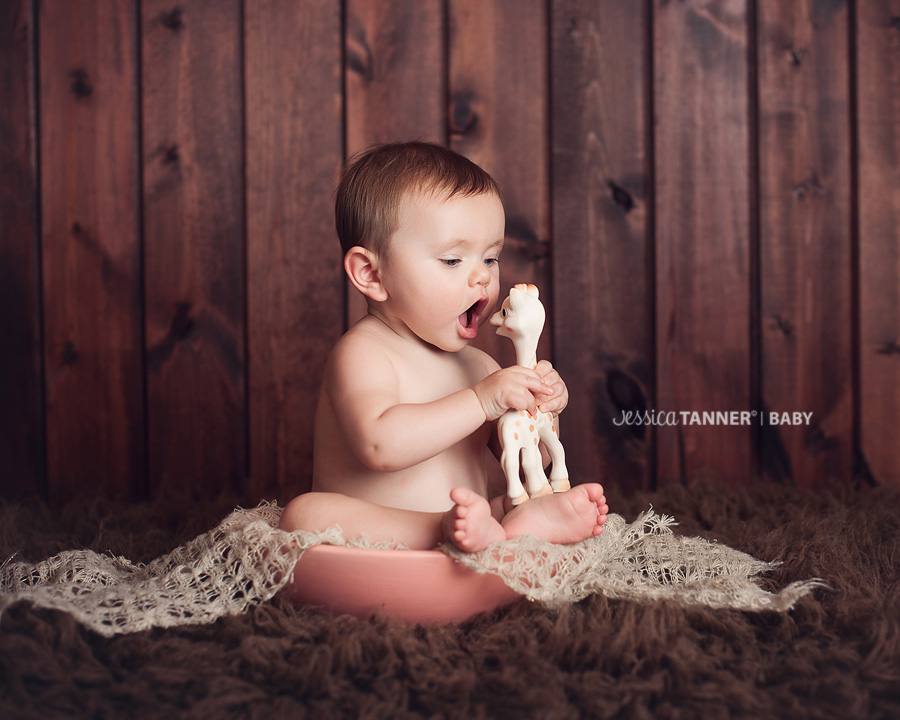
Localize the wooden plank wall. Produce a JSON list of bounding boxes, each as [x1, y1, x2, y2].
[[1, 0, 897, 505]]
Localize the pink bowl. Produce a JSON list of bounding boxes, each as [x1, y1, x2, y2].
[[282, 544, 522, 623]]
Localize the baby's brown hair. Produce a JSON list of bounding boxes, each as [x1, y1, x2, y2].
[[335, 141, 500, 256]]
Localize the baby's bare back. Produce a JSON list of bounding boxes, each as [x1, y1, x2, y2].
[[311, 317, 500, 513]]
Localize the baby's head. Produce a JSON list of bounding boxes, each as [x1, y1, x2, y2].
[[335, 141, 500, 258]]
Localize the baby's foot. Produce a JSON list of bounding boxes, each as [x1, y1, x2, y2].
[[501, 483, 608, 545], [443, 487, 506, 553]]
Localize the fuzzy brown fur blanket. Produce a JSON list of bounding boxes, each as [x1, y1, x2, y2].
[[1, 482, 898, 719]]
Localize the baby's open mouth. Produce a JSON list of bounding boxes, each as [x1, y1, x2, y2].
[[458, 297, 489, 339]]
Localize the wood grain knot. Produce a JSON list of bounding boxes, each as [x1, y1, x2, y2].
[[70, 70, 93, 99], [504, 216, 549, 261], [793, 178, 825, 199], [62, 341, 78, 365], [605, 369, 646, 440], [450, 92, 477, 135], [607, 181, 635, 212], [804, 425, 834, 458], [876, 341, 900, 357], [161, 8, 184, 31], [769, 314, 794, 338], [163, 145, 180, 164], [346, 31, 373, 83], [169, 302, 194, 341]]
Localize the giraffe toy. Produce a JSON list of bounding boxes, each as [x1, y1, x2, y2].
[[490, 284, 571, 506]]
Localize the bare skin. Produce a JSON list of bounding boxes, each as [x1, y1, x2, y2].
[[280, 484, 609, 552], [443, 485, 608, 553], [279, 189, 609, 551]]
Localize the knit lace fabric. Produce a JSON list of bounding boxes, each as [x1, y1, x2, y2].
[[0, 503, 823, 636]]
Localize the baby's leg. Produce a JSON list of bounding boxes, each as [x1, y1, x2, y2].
[[500, 484, 608, 545], [280, 492, 445, 550]]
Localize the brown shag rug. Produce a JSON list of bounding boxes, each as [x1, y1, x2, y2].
[[1, 481, 898, 719]]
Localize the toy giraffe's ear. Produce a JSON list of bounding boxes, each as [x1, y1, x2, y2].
[[508, 285, 524, 310], [512, 283, 539, 299], [344, 246, 388, 302]]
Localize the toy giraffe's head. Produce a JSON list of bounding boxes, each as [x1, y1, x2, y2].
[[490, 284, 545, 347]]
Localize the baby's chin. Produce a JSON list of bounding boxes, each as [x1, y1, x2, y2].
[[411, 328, 469, 353]]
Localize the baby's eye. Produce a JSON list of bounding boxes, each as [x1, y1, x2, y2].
[[441, 258, 462, 268], [484, 257, 500, 267]]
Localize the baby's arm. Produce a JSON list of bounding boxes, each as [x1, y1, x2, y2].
[[327, 339, 552, 473]]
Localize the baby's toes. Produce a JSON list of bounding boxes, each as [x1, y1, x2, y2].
[[582, 483, 605, 504]]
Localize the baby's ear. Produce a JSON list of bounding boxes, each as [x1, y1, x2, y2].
[[344, 246, 388, 302]]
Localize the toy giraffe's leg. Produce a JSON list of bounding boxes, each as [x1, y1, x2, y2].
[[501, 446, 528, 506], [541, 423, 570, 493], [521, 444, 553, 499]]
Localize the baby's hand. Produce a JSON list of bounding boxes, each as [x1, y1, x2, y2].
[[473, 367, 553, 421], [534, 360, 568, 416]]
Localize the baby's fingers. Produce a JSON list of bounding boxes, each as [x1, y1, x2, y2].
[[534, 359, 557, 381], [518, 370, 554, 398], [499, 369, 544, 413], [537, 395, 566, 415]]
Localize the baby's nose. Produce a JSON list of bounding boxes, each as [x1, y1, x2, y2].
[[471, 264, 492, 286]]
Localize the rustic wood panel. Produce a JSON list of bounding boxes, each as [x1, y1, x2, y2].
[[757, 0, 853, 487], [3, 0, 897, 502], [857, 0, 900, 486], [344, 0, 446, 326], [142, 0, 246, 496], [550, 0, 652, 493], [39, 0, 144, 503], [0, 0, 43, 499], [449, 0, 550, 371], [245, 0, 344, 502], [653, 0, 754, 486]]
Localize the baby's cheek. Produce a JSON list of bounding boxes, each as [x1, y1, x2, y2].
[[487, 283, 500, 308]]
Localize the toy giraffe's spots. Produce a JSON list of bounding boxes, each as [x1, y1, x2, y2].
[[515, 420, 521, 427], [534, 438, 539, 445], [529, 424, 535, 432], [514, 433, 519, 441]]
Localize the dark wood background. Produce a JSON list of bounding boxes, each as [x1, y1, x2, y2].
[[2, 0, 898, 506]]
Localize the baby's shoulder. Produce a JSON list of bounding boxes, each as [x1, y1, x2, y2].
[[326, 318, 396, 376], [458, 344, 501, 380]]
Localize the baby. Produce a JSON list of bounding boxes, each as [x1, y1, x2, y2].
[[279, 142, 608, 552]]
